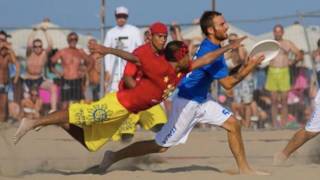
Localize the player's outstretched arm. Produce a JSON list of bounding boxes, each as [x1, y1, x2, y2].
[[191, 36, 246, 70], [88, 41, 141, 65], [219, 53, 264, 90]]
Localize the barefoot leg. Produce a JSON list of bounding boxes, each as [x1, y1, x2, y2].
[[13, 110, 69, 144]]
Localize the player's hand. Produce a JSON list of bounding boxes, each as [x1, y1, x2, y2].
[[247, 53, 265, 66], [88, 41, 106, 55], [229, 36, 247, 50]]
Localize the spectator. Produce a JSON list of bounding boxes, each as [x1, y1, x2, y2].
[[0, 31, 20, 122], [104, 6, 142, 92], [85, 38, 109, 101], [169, 22, 183, 41], [287, 65, 309, 125], [265, 24, 303, 128], [226, 33, 257, 128], [312, 38, 320, 86], [143, 30, 151, 44], [21, 85, 43, 119], [24, 24, 58, 113], [51, 32, 93, 109], [253, 90, 272, 128]]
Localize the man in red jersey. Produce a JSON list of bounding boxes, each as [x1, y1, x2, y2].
[[13, 22, 251, 153], [111, 61, 167, 142]]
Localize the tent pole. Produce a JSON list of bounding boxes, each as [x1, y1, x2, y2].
[[99, 0, 106, 98]]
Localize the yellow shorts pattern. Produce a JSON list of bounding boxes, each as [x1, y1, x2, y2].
[[265, 67, 291, 92], [69, 93, 130, 151], [111, 105, 167, 141]]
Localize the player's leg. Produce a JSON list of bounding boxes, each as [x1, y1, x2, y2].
[[274, 129, 319, 165], [13, 110, 69, 144], [99, 96, 198, 172], [200, 99, 268, 175], [274, 95, 320, 164]]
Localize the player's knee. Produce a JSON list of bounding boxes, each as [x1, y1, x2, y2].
[[224, 116, 241, 132], [158, 146, 169, 153], [304, 130, 319, 140]]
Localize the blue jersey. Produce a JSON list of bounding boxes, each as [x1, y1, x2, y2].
[[178, 38, 229, 103]]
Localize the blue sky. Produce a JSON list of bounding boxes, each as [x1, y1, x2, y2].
[[0, 0, 319, 37]]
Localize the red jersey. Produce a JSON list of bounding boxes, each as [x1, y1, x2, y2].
[[116, 43, 189, 113], [118, 62, 143, 91]]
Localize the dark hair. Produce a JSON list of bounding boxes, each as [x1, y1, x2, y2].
[[144, 30, 150, 36], [0, 30, 11, 38], [318, 38, 320, 47], [200, 11, 222, 36], [164, 40, 185, 62], [68, 32, 78, 38], [273, 24, 284, 31], [33, 38, 42, 45]]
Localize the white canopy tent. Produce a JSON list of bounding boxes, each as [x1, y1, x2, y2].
[[8, 21, 94, 58]]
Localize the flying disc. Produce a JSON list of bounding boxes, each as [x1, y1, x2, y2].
[[249, 40, 280, 67]]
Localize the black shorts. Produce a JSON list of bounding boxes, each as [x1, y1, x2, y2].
[[24, 77, 44, 90], [61, 78, 84, 102], [0, 84, 8, 94]]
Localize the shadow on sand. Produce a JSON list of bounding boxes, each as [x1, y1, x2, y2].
[[18, 164, 221, 176]]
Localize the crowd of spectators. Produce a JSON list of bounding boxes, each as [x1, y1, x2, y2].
[[0, 6, 319, 131]]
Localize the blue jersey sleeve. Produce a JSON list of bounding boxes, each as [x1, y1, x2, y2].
[[195, 45, 229, 80]]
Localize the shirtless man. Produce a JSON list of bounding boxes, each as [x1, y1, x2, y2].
[[24, 26, 58, 113], [85, 39, 109, 101], [51, 32, 93, 109], [265, 24, 302, 128], [21, 85, 43, 119], [0, 34, 20, 122]]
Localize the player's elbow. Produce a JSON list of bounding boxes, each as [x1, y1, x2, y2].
[[221, 83, 233, 90]]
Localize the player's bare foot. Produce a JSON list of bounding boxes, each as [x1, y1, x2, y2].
[[98, 151, 116, 172], [273, 151, 288, 166], [13, 118, 37, 145], [224, 168, 270, 176], [240, 168, 270, 175]]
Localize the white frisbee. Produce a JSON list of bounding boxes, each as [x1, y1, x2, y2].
[[249, 40, 280, 68]]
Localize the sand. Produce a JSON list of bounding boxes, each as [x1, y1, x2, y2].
[[0, 124, 320, 180]]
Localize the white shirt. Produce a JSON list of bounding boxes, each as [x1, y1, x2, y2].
[[104, 24, 142, 92]]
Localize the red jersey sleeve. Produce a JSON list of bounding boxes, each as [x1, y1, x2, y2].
[[123, 62, 138, 77]]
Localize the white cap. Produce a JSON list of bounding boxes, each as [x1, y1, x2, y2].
[[115, 6, 129, 15]]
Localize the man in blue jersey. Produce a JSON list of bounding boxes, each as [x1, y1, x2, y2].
[[97, 11, 267, 175]]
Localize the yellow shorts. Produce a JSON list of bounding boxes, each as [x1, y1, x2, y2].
[[265, 67, 291, 92], [69, 93, 130, 152], [111, 105, 167, 141]]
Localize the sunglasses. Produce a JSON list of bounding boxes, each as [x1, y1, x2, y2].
[[68, 37, 78, 42], [33, 45, 42, 48], [115, 14, 128, 19]]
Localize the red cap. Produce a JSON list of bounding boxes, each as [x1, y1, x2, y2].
[[149, 22, 168, 34]]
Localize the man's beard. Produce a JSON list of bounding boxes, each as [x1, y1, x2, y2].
[[216, 34, 227, 41]]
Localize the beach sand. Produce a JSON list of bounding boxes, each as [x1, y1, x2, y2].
[[0, 124, 320, 180]]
